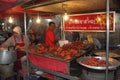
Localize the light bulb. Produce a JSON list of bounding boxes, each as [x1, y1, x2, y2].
[[8, 16, 13, 23], [29, 19, 32, 23], [36, 17, 41, 23], [63, 13, 69, 21]]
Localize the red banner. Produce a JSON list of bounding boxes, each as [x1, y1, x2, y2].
[[64, 12, 115, 32]]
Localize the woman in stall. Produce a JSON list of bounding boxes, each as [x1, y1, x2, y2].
[[0, 26, 30, 74]]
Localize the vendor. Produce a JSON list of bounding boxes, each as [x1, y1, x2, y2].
[[45, 22, 57, 47], [87, 34, 101, 49], [0, 26, 30, 73]]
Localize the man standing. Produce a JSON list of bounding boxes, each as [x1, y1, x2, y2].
[[45, 22, 57, 47]]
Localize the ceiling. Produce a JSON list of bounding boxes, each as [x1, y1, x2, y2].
[[23, 0, 120, 14], [0, 0, 120, 18], [0, 0, 31, 12], [0, 0, 56, 18]]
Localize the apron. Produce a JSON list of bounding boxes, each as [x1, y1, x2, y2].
[[14, 35, 25, 73]]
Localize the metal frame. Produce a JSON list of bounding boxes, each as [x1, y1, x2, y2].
[[106, 0, 110, 80], [30, 63, 79, 80], [23, 0, 112, 80]]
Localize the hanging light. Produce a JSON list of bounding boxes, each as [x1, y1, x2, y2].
[[36, 17, 41, 23], [29, 18, 32, 23], [8, 16, 14, 23], [63, 12, 69, 21], [62, 3, 69, 21], [36, 13, 41, 23]]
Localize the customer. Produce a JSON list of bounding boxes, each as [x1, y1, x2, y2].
[[45, 22, 57, 47], [0, 26, 30, 73]]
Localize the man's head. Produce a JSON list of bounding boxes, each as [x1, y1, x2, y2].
[[13, 26, 22, 37], [48, 22, 56, 31]]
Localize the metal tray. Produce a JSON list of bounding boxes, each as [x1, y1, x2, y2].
[[77, 56, 120, 70], [94, 50, 120, 58]]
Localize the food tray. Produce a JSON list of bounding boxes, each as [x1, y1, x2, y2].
[[94, 50, 120, 58], [77, 56, 120, 70]]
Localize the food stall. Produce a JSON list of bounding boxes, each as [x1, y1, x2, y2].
[[24, 0, 120, 80], [27, 12, 120, 80]]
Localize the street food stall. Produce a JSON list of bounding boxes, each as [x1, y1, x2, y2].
[[26, 11, 120, 80], [23, 0, 120, 80]]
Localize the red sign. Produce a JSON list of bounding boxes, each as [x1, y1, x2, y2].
[[64, 12, 115, 32]]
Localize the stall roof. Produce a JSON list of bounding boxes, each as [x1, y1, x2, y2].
[[23, 0, 120, 14], [0, 0, 31, 12], [0, 0, 120, 18], [0, 0, 55, 18]]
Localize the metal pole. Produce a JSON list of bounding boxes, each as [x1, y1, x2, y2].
[[60, 15, 63, 40], [61, 14, 66, 40], [24, 12, 30, 77], [62, 16, 66, 40], [106, 0, 110, 80]]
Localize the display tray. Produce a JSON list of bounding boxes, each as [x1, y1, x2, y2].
[[94, 50, 120, 58], [28, 49, 86, 62], [28, 44, 86, 62], [77, 56, 120, 70]]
